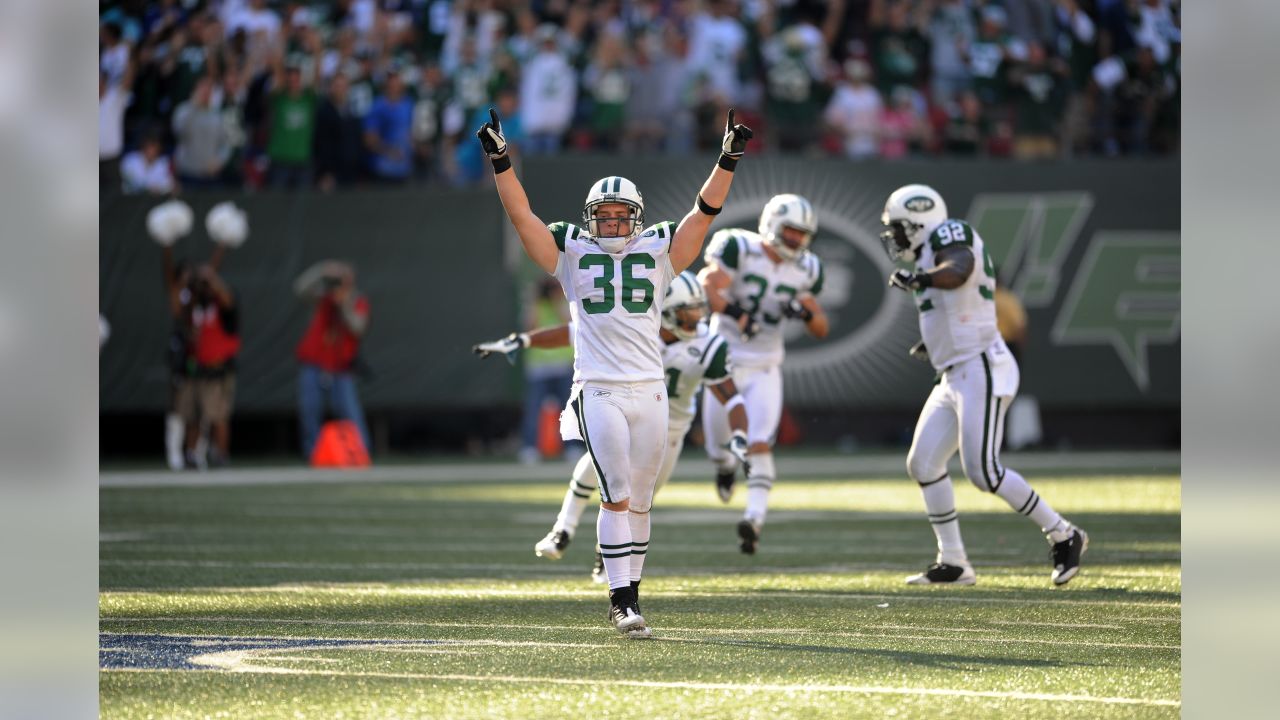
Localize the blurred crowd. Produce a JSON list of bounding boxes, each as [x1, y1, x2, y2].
[[99, 0, 1181, 193]]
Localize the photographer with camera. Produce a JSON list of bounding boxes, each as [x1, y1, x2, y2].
[[293, 260, 372, 460]]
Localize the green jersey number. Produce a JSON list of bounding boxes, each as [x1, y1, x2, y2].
[[741, 274, 798, 326], [665, 367, 682, 399], [579, 253, 656, 315], [979, 244, 996, 301]]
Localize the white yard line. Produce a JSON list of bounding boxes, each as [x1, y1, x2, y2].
[[102, 666, 1180, 707], [98, 617, 1179, 650], [99, 451, 1180, 488], [100, 585, 1182, 609]]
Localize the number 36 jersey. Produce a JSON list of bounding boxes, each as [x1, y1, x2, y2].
[[912, 219, 1000, 371], [704, 229, 824, 369], [551, 220, 677, 384]]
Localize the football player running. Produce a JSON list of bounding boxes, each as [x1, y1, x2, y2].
[[476, 108, 752, 637], [474, 272, 751, 580], [698, 194, 829, 554], [881, 183, 1087, 587]]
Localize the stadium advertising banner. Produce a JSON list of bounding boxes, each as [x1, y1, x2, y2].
[[524, 157, 1180, 411], [100, 159, 1177, 414]]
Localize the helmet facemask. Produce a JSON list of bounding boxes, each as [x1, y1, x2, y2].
[[768, 224, 813, 261], [881, 215, 923, 263], [583, 201, 643, 253], [662, 300, 706, 340], [759, 194, 817, 262]]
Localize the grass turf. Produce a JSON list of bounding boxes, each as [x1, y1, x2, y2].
[[100, 465, 1180, 719]]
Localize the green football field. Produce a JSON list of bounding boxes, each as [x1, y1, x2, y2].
[[99, 456, 1181, 719]]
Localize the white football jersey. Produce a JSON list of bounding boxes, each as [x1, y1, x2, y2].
[[704, 229, 824, 368], [662, 328, 731, 433], [912, 218, 1000, 371], [552, 220, 678, 383]]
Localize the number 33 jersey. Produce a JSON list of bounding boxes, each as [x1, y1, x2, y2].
[[704, 229, 824, 369], [912, 219, 1000, 371], [551, 220, 677, 384]]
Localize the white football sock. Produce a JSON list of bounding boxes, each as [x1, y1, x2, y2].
[[994, 468, 1070, 542], [165, 413, 184, 471], [554, 455, 597, 535], [744, 452, 775, 526], [628, 510, 650, 582], [918, 475, 967, 565], [596, 507, 633, 591]]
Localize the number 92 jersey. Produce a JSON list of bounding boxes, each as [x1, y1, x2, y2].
[[912, 219, 1000, 371], [551, 220, 677, 383], [704, 228, 824, 369]]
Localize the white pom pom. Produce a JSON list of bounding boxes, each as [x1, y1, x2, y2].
[[146, 199, 194, 246], [206, 201, 249, 247]]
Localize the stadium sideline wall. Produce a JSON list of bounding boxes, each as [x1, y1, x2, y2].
[[100, 159, 1178, 454]]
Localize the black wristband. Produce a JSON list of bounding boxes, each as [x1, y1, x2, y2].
[[696, 194, 722, 216], [723, 303, 747, 320], [799, 307, 814, 322], [491, 155, 512, 174], [914, 272, 934, 289], [717, 153, 739, 172]]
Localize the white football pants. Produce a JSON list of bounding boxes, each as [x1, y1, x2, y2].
[[565, 379, 669, 511], [703, 363, 782, 467]]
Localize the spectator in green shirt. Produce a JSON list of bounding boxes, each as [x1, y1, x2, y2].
[[267, 56, 318, 188]]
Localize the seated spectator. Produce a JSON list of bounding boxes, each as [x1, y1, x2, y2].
[[824, 59, 883, 160], [99, 67, 133, 191], [1008, 42, 1067, 159], [364, 67, 415, 184], [172, 76, 234, 188], [869, 0, 929, 96], [267, 54, 319, 188], [454, 87, 522, 186], [314, 73, 366, 191], [583, 34, 631, 151], [121, 132, 176, 195], [879, 86, 928, 159], [927, 0, 975, 103], [520, 25, 577, 156], [942, 91, 989, 156], [763, 26, 828, 153]]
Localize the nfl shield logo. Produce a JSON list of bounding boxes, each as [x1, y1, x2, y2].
[[655, 393, 663, 402]]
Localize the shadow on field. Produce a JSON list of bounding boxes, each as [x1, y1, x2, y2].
[[99, 480, 1180, 593], [657, 636, 1082, 669]]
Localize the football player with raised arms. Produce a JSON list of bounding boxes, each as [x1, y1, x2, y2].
[[476, 108, 753, 636], [474, 272, 751, 579], [882, 183, 1087, 586], [698, 194, 829, 554]]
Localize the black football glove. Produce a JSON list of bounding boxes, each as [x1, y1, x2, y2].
[[723, 302, 761, 339], [475, 108, 511, 172], [718, 108, 754, 170], [781, 298, 813, 321], [889, 269, 933, 292]]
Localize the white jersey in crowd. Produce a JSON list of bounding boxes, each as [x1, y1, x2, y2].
[[704, 228, 825, 369], [663, 327, 731, 433], [912, 218, 1001, 371], [551, 220, 678, 384]]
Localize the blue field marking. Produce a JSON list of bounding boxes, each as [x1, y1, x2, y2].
[[99, 633, 436, 670]]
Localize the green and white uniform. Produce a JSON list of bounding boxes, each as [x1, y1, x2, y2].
[[557, 327, 732, 532], [906, 219, 1021, 493], [552, 220, 677, 511], [702, 228, 823, 455]]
